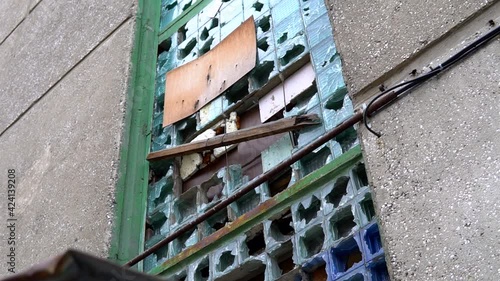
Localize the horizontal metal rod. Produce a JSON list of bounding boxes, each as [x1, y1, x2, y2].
[[124, 91, 397, 267]]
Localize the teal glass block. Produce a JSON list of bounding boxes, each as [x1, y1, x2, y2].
[[276, 35, 308, 71], [301, 0, 328, 26], [271, 0, 300, 24], [243, 0, 270, 19], [296, 104, 325, 149], [310, 37, 337, 73], [273, 11, 305, 46], [255, 12, 272, 34], [154, 76, 166, 110], [160, 0, 180, 29], [257, 30, 275, 60], [220, 13, 244, 39], [306, 15, 333, 47], [249, 52, 278, 92], [316, 55, 346, 103]]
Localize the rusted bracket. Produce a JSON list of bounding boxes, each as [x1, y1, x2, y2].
[[147, 114, 320, 161]]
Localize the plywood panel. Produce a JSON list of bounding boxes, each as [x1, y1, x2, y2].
[[163, 17, 257, 126]]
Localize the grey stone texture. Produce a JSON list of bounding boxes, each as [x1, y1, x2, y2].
[[0, 0, 136, 275], [359, 29, 500, 281], [0, 0, 31, 43], [0, 0, 135, 133], [327, 0, 495, 94]]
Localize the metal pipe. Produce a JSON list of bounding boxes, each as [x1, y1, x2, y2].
[[125, 91, 398, 267]]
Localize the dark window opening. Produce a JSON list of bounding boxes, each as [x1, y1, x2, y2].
[[297, 196, 321, 224], [331, 207, 356, 240], [194, 259, 210, 281], [353, 163, 369, 187], [305, 263, 328, 281], [217, 251, 236, 272], [246, 225, 266, 256], [270, 209, 294, 241], [361, 198, 376, 222], [325, 176, 349, 208], [268, 169, 292, 197]]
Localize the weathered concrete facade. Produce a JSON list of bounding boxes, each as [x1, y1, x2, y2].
[[329, 0, 500, 280], [0, 0, 136, 275]]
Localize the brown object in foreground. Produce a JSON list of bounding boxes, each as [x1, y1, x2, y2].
[[163, 16, 257, 127], [148, 114, 321, 161], [2, 249, 162, 281]]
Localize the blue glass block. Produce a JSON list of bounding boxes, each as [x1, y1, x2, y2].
[[273, 11, 305, 46], [333, 266, 368, 281], [369, 259, 390, 281], [271, 0, 300, 24], [361, 223, 384, 262], [328, 234, 364, 280], [311, 37, 337, 73], [301, 0, 328, 25], [306, 14, 333, 48]]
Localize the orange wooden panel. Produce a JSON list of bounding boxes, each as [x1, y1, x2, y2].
[[163, 17, 257, 126]]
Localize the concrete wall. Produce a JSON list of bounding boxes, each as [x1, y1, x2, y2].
[[0, 0, 136, 275], [328, 0, 500, 280]]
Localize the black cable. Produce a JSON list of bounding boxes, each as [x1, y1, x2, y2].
[[364, 24, 500, 137]]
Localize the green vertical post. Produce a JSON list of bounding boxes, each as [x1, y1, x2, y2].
[[109, 0, 161, 268]]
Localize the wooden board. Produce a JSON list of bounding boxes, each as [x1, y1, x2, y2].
[[163, 17, 257, 126], [148, 114, 320, 161]]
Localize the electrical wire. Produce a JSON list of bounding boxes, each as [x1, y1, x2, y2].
[[364, 24, 500, 137]]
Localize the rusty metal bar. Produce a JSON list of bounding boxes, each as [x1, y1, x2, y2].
[[124, 91, 398, 267]]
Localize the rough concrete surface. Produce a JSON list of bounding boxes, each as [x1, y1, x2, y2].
[[327, 0, 495, 94], [360, 38, 500, 280], [0, 0, 135, 133], [0, 15, 135, 275], [0, 0, 31, 43]]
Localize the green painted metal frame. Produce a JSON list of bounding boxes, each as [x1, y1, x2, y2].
[[149, 146, 363, 276], [109, 0, 161, 267], [158, 0, 214, 45]]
